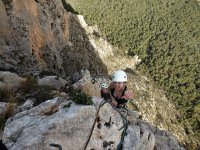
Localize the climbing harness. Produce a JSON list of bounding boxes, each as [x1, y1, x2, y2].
[[83, 99, 129, 150]]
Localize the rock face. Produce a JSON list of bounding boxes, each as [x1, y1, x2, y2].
[[126, 71, 188, 144], [0, 71, 26, 89], [69, 69, 188, 146], [0, 70, 186, 149], [2, 97, 185, 150], [0, 0, 108, 77], [38, 75, 67, 90], [0, 0, 190, 149], [0, 102, 7, 115]]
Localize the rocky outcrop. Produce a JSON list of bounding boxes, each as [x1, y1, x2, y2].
[[0, 0, 190, 149], [76, 15, 141, 75], [0, 71, 25, 89], [38, 75, 67, 90], [0, 70, 187, 149], [0, 0, 108, 77], [126, 70, 188, 145], [0, 102, 7, 115], [66, 69, 188, 147], [2, 97, 185, 150]]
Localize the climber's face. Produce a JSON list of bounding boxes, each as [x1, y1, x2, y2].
[[113, 82, 124, 91]]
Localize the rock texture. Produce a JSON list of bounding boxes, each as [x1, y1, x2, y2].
[[2, 97, 185, 150], [76, 15, 141, 75], [38, 75, 67, 90], [0, 0, 191, 149], [0, 71, 25, 89], [0, 0, 108, 77], [0, 102, 7, 115], [126, 70, 188, 144], [71, 69, 188, 146], [0, 70, 186, 149]]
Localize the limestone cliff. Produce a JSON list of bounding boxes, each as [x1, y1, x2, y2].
[[0, 0, 107, 77], [0, 0, 191, 149], [0, 70, 186, 150], [2, 95, 185, 150]]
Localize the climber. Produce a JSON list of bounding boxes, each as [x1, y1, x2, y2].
[[108, 70, 133, 107]]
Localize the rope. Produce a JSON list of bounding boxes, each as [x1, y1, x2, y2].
[[83, 100, 129, 150], [108, 102, 129, 150], [83, 100, 106, 150], [50, 88, 129, 150]]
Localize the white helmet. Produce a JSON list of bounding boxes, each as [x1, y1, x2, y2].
[[112, 70, 127, 82]]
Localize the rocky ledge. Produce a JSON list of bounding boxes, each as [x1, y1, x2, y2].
[[2, 97, 185, 150]]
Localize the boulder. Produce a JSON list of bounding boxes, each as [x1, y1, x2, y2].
[[2, 97, 185, 150], [0, 71, 26, 89], [38, 76, 67, 90]]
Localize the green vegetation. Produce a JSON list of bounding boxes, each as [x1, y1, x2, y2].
[[69, 89, 93, 105], [65, 0, 200, 149]]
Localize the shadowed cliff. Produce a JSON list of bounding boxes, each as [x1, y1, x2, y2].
[[0, 0, 108, 78]]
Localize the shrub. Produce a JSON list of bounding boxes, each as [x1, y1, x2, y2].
[[69, 89, 93, 105], [0, 87, 17, 129], [0, 86, 17, 103], [34, 85, 55, 106], [18, 74, 38, 94], [0, 86, 18, 107]]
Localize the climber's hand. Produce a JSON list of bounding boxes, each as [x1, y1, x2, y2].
[[121, 90, 133, 100]]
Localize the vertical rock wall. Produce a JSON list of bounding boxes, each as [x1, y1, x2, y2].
[[0, 0, 107, 77]]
